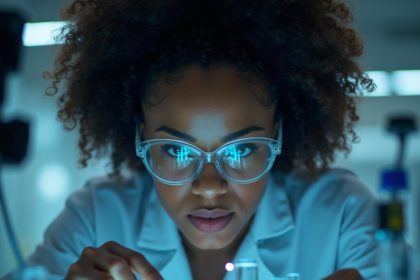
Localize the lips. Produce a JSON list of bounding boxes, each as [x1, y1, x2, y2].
[[188, 209, 234, 233]]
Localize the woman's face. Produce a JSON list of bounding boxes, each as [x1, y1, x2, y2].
[[141, 64, 277, 251]]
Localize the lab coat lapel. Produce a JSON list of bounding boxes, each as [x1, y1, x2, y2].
[[158, 243, 193, 280], [252, 172, 295, 278], [251, 172, 294, 240], [235, 172, 295, 279], [136, 187, 193, 279]]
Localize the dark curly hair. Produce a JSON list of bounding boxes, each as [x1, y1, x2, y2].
[[46, 0, 375, 178]]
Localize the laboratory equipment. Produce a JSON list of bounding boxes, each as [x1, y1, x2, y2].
[[0, 11, 46, 280], [234, 259, 258, 280], [376, 169, 410, 280], [376, 115, 417, 280]]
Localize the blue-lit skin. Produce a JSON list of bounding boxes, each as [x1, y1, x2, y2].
[[141, 63, 278, 280]]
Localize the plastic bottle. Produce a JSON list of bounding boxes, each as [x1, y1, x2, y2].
[[376, 169, 410, 280]]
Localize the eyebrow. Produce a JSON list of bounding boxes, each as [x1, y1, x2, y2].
[[155, 125, 264, 143], [155, 126, 196, 142]]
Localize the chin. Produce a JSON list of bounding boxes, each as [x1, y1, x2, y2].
[[190, 234, 234, 250], [182, 225, 237, 250]]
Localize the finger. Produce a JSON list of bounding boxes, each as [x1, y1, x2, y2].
[[130, 257, 163, 280], [109, 261, 136, 280], [323, 268, 362, 280], [96, 249, 136, 280], [80, 246, 135, 280], [66, 262, 112, 280], [101, 241, 163, 280]]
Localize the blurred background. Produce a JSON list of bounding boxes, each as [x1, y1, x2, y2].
[[0, 0, 419, 276]]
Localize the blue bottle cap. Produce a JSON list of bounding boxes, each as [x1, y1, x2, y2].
[[380, 169, 408, 192]]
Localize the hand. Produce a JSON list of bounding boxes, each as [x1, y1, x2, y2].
[[65, 241, 163, 280], [322, 268, 363, 280]]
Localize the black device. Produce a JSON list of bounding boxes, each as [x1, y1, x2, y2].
[[0, 10, 29, 273], [386, 115, 417, 168], [0, 11, 29, 164]]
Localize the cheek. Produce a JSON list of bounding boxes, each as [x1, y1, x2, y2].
[[154, 177, 268, 222], [231, 178, 268, 213], [153, 181, 189, 216]]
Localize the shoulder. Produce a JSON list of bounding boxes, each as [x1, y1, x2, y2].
[[309, 167, 374, 202], [22, 171, 154, 275], [62, 170, 153, 225], [281, 167, 376, 219], [276, 168, 379, 278], [77, 170, 153, 202], [64, 170, 154, 244], [291, 167, 373, 201]]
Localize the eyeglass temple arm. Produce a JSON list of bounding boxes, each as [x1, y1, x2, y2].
[[134, 117, 143, 157], [275, 118, 283, 154], [276, 118, 283, 142]]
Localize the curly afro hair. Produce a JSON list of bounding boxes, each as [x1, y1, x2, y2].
[[46, 0, 375, 178]]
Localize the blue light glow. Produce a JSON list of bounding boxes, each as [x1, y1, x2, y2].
[[225, 146, 243, 169], [366, 70, 420, 96], [391, 70, 420, 96], [175, 146, 194, 169], [23, 21, 68, 47], [37, 163, 70, 200], [367, 71, 391, 97]]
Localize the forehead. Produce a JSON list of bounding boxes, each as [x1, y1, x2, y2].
[[147, 64, 269, 103], [142, 64, 276, 138]]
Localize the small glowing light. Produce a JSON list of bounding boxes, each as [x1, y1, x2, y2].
[[366, 71, 391, 97], [23, 21, 69, 47], [225, 262, 235, 272], [37, 163, 70, 200], [391, 70, 420, 96]]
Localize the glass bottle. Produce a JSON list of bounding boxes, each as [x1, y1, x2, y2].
[[234, 258, 258, 280]]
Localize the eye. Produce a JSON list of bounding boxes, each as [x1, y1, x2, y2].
[[225, 143, 259, 158], [161, 144, 194, 159]]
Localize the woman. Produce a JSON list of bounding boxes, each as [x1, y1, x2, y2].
[[6, 0, 378, 279]]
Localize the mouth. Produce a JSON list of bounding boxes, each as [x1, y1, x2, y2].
[[188, 209, 234, 233]]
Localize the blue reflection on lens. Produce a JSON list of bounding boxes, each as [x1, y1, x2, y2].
[[225, 146, 243, 168], [176, 146, 193, 168]]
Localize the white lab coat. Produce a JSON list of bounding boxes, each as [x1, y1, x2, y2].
[[3, 168, 379, 279]]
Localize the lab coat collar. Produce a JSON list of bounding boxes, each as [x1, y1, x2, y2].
[[136, 184, 181, 251], [136, 176, 193, 278], [250, 171, 295, 241]]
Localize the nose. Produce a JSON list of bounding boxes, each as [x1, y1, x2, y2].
[[191, 162, 228, 199]]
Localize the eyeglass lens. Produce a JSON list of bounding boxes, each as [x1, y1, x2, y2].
[[144, 140, 273, 183]]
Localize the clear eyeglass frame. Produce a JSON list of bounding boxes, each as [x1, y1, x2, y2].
[[134, 119, 283, 186]]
